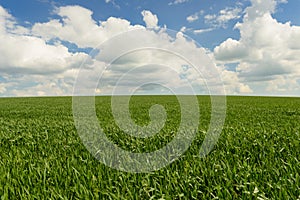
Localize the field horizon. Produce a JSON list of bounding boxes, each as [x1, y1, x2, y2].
[[1, 94, 300, 99]]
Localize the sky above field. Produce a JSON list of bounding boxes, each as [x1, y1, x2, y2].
[[0, 0, 299, 97]]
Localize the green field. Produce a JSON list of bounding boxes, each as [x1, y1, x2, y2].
[[0, 96, 299, 199]]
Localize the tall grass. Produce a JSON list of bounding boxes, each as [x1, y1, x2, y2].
[[0, 96, 299, 199]]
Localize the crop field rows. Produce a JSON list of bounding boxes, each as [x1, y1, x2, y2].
[[0, 96, 299, 199]]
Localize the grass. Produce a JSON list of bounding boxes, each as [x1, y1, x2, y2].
[[0, 96, 299, 199]]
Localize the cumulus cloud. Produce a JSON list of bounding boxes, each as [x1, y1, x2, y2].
[[214, 0, 300, 95], [1, 5, 227, 96], [219, 68, 253, 94], [0, 83, 7, 94], [141, 10, 159, 29], [205, 7, 242, 28], [6, 2, 297, 97], [214, 38, 248, 61], [265, 75, 300, 95], [84, 28, 225, 95], [0, 5, 89, 75], [214, 0, 300, 77], [0, 5, 93, 96], [32, 6, 142, 48]]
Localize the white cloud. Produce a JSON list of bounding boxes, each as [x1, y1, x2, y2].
[[168, 0, 190, 6], [0, 87, 5, 94], [214, 38, 248, 61], [214, 0, 300, 76], [179, 26, 187, 33], [205, 7, 242, 28], [0, 36, 87, 74], [141, 10, 159, 29], [214, 0, 300, 95], [187, 14, 199, 23], [0, 83, 7, 94], [186, 10, 204, 23], [74, 27, 227, 95], [0, 6, 89, 75], [0, 6, 14, 32], [0, 6, 29, 35], [220, 69, 253, 94], [1, 5, 227, 97], [265, 75, 300, 95], [32, 6, 143, 48], [104, 0, 120, 9], [8, 77, 73, 97], [4, 2, 297, 97], [0, 5, 95, 97], [193, 28, 214, 35]]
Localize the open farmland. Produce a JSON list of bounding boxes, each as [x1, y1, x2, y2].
[[0, 96, 299, 199]]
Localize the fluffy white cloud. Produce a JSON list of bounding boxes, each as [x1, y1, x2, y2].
[[186, 10, 204, 23], [0, 7, 30, 35], [0, 83, 7, 94], [6, 2, 297, 97], [141, 10, 159, 29], [187, 14, 199, 23], [220, 68, 253, 94], [265, 75, 300, 95], [0, 87, 5, 94], [214, 0, 300, 76], [0, 6, 89, 75], [214, 0, 300, 95], [32, 6, 143, 48], [0, 5, 95, 97], [214, 38, 248, 61], [83, 28, 224, 95], [1, 5, 227, 96], [205, 7, 242, 28]]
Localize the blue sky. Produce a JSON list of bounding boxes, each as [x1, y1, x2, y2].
[[0, 0, 299, 96]]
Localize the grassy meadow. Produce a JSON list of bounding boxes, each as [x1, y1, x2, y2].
[[0, 96, 299, 199]]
